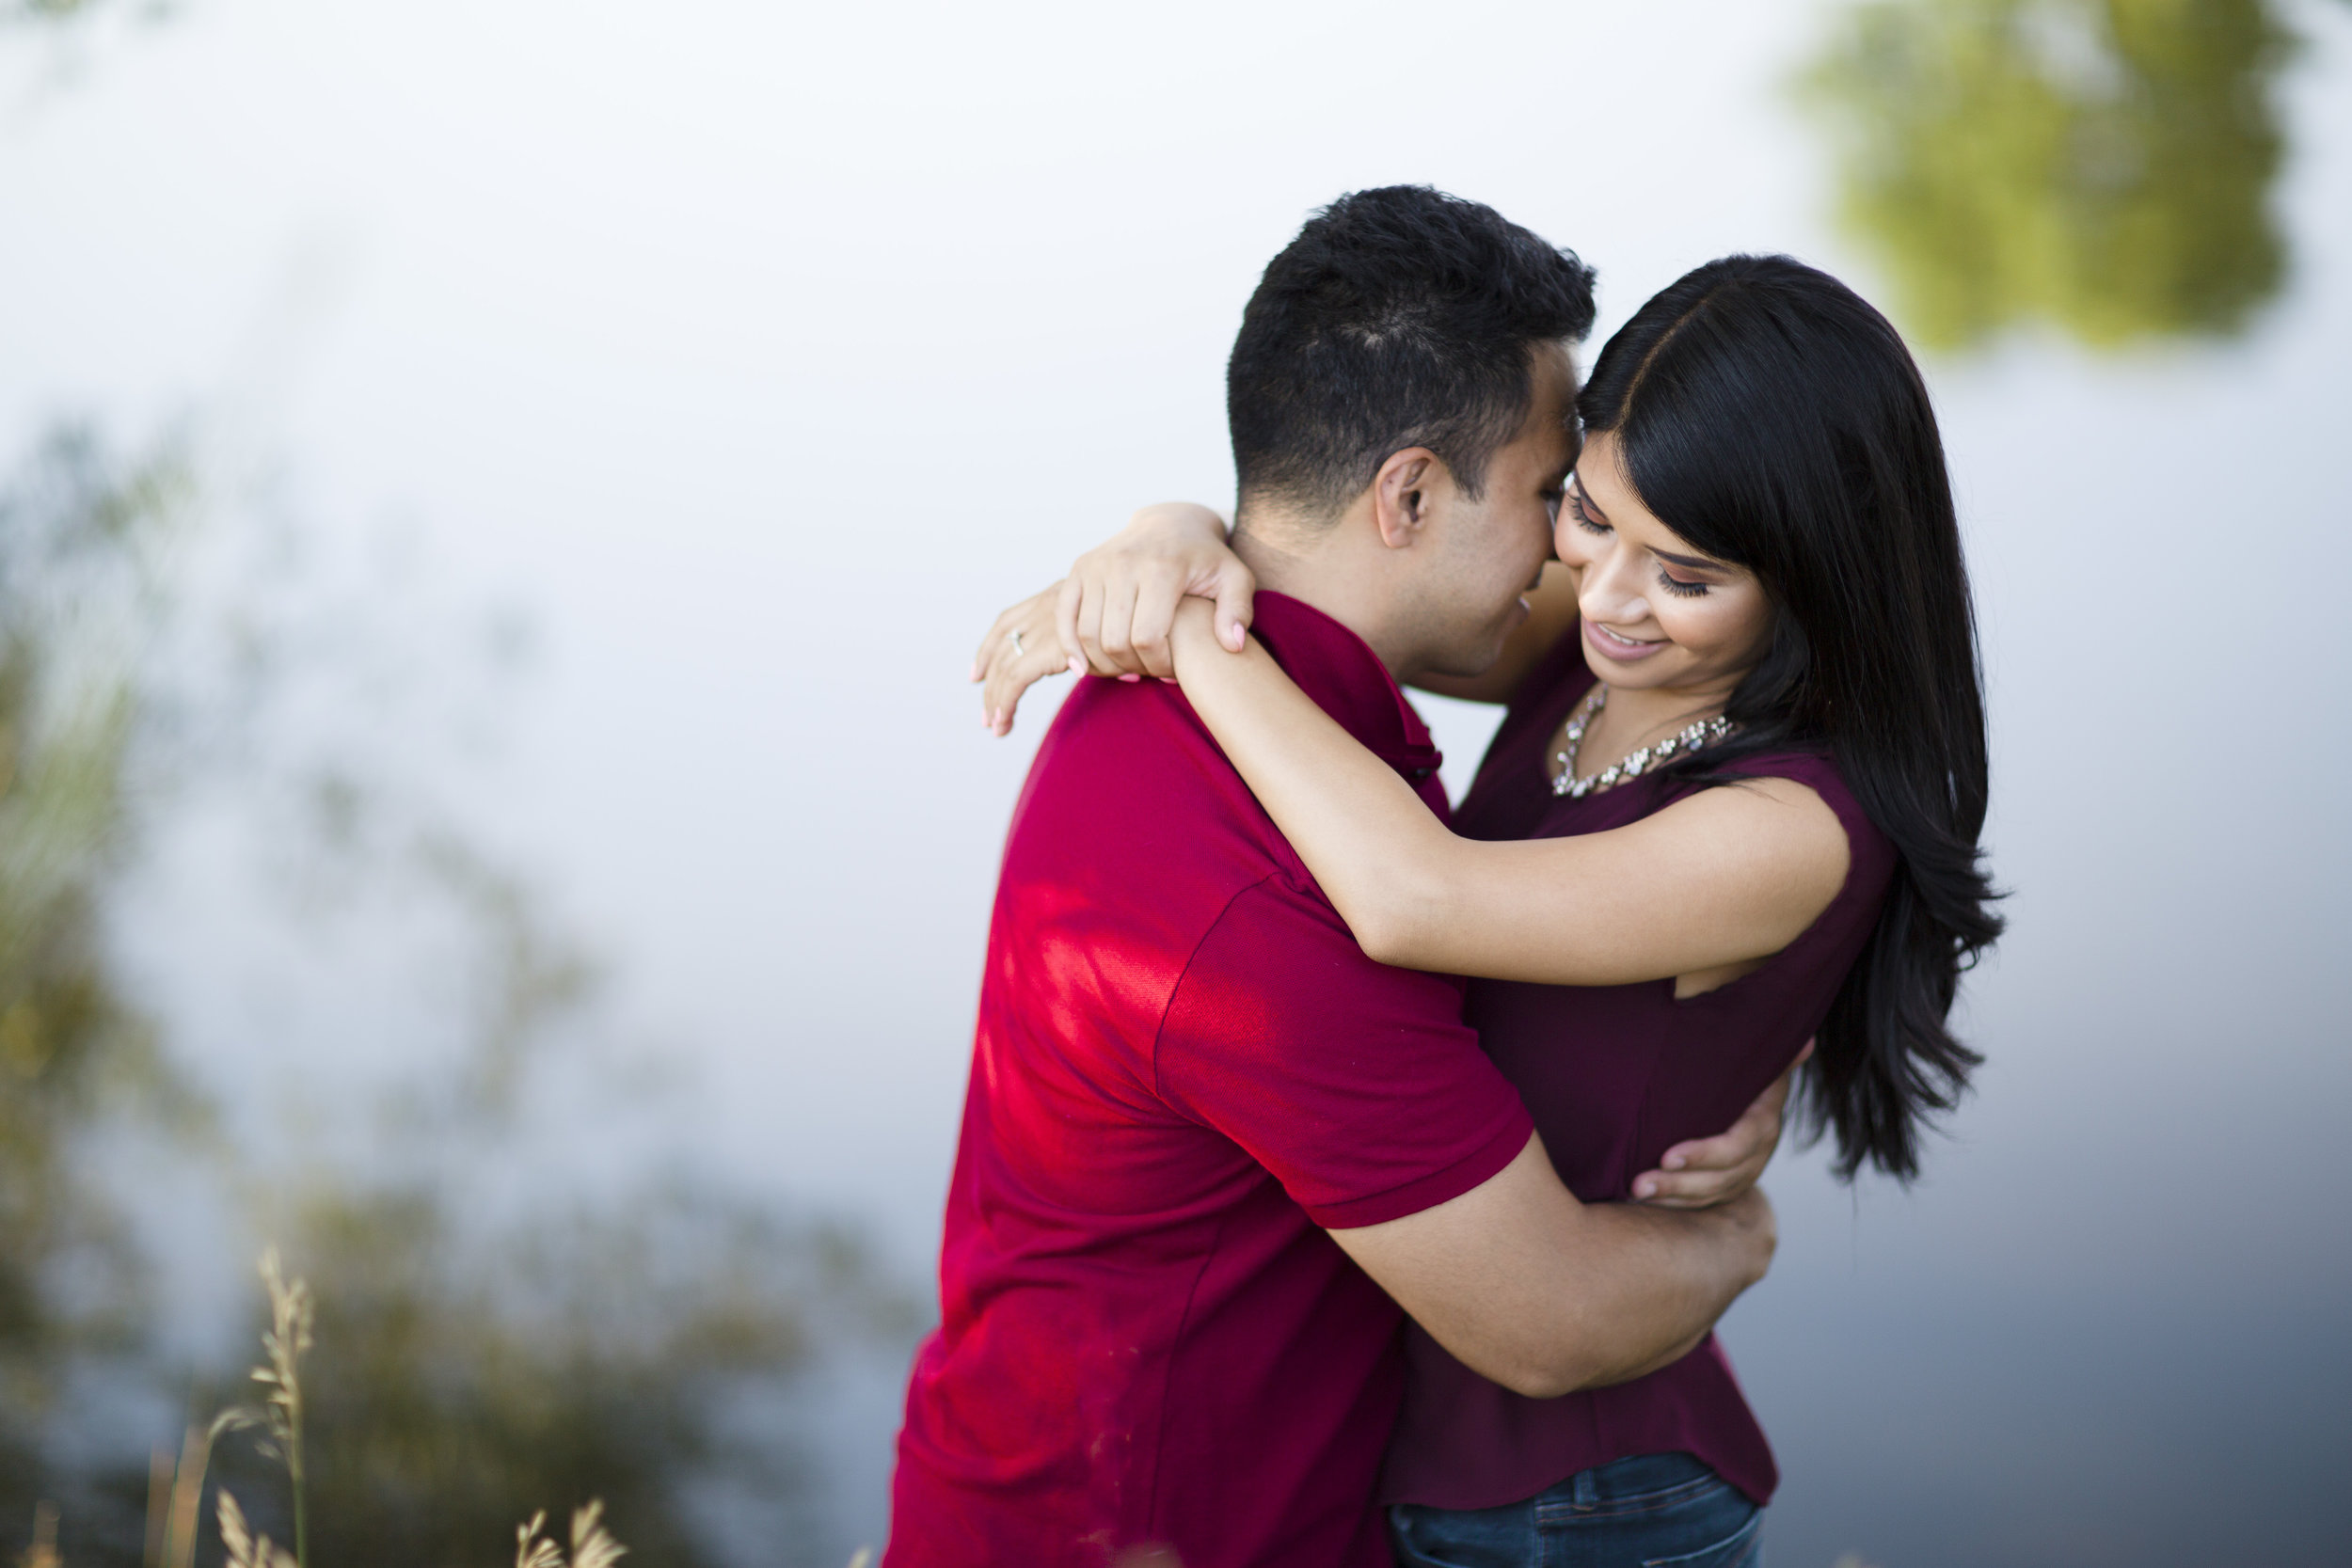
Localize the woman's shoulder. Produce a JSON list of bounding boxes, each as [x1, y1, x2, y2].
[[1711, 745, 1845, 793], [1708, 748, 1897, 889]]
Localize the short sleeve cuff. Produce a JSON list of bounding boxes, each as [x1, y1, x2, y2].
[[1300, 1104, 1534, 1231]]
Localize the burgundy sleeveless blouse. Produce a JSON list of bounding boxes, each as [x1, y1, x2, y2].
[[1381, 632, 1897, 1512]]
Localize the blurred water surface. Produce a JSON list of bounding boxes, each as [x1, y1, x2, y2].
[[1, 0, 2347, 1563]]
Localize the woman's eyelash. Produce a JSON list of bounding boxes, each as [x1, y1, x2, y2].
[[1570, 485, 1713, 594]]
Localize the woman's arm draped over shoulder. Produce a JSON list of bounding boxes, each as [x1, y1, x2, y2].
[[1167, 602, 1851, 986], [974, 503, 1253, 735]]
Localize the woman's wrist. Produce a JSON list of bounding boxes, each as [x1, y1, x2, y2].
[[1168, 597, 1228, 674]]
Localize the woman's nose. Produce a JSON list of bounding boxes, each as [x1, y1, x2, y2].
[[1581, 547, 1649, 624]]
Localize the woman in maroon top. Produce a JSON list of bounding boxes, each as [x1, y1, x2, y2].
[[983, 257, 2002, 1565]]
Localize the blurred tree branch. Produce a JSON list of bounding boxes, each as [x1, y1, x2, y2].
[[1802, 0, 2302, 350]]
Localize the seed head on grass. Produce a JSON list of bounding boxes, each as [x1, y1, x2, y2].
[[567, 1503, 625, 1568], [215, 1492, 295, 1568], [208, 1247, 314, 1568], [514, 1513, 562, 1568], [249, 1247, 313, 1465], [512, 1502, 626, 1568]]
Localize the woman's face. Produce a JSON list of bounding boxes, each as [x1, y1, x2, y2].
[[1555, 430, 1776, 699]]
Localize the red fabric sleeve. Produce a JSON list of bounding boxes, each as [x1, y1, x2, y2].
[[1154, 877, 1534, 1230]]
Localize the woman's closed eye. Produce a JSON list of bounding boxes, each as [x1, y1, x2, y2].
[[1656, 567, 1710, 598], [1567, 485, 1611, 535]]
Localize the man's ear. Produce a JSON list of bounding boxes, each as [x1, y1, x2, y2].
[[1370, 448, 1444, 550]]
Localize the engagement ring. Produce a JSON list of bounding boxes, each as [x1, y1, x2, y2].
[[1009, 629, 1025, 657]]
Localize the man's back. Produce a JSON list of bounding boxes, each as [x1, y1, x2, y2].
[[885, 594, 1531, 1568]]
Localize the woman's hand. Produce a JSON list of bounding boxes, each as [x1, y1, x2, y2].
[[973, 584, 1082, 736], [972, 502, 1257, 736], [1629, 1043, 1813, 1208], [1059, 502, 1254, 679]]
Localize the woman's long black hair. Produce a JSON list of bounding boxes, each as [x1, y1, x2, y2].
[[1580, 254, 2003, 1181]]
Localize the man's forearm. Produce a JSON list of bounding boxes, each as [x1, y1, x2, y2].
[[1548, 1194, 1773, 1390], [1333, 1136, 1776, 1402]]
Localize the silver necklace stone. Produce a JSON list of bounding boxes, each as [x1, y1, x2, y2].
[[1551, 684, 1736, 799]]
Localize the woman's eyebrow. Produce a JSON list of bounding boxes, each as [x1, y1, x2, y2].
[[1654, 547, 1726, 572]]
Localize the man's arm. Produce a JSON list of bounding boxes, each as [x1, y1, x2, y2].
[[1329, 1133, 1775, 1398], [1154, 880, 1788, 1403]]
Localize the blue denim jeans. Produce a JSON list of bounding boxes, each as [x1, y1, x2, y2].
[[1388, 1451, 1762, 1568]]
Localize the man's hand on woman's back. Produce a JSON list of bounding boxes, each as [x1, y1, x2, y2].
[[1329, 1136, 1778, 1400], [1325, 1045, 1805, 1400]]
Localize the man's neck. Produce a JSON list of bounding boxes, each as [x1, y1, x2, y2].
[[1232, 514, 1413, 680]]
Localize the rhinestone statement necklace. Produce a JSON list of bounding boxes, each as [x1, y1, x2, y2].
[[1551, 684, 1736, 799]]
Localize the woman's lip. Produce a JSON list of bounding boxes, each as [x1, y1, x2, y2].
[[1584, 619, 1669, 662]]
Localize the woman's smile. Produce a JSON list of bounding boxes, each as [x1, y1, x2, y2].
[[1583, 619, 1669, 662]]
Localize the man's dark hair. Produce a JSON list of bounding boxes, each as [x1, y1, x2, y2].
[[1227, 185, 1598, 518]]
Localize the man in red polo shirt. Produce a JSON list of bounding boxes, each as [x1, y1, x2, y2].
[[888, 189, 1779, 1567]]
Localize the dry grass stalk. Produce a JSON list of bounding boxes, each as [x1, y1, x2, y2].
[[202, 1248, 313, 1568], [40, 1245, 693, 1568], [144, 1447, 175, 1568], [249, 1247, 313, 1568], [159, 1424, 215, 1568], [143, 1249, 316, 1568], [16, 1503, 59, 1568]]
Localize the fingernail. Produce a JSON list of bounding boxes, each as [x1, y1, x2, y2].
[[1158, 676, 1176, 685], [1664, 1153, 1686, 1170], [1068, 656, 1086, 674], [1119, 673, 1141, 683], [1634, 1179, 1655, 1198]]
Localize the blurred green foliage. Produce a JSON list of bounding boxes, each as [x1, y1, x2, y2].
[[0, 0, 135, 26], [0, 0, 919, 1553], [0, 425, 916, 1565], [1803, 0, 2302, 349], [0, 430, 196, 1500]]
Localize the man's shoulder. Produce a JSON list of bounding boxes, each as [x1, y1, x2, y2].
[[1009, 676, 1303, 891], [1035, 671, 1216, 770]]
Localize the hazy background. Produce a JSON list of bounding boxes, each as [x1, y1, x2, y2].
[[2, 1, 2347, 1564]]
